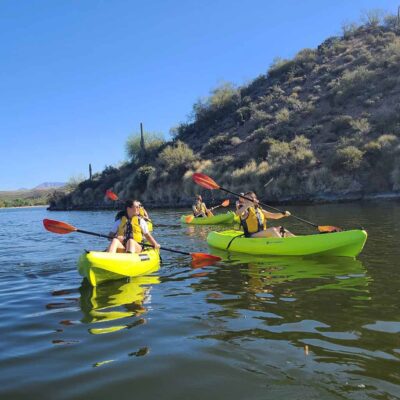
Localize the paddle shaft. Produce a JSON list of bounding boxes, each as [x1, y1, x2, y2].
[[140, 242, 192, 256], [219, 186, 318, 228], [77, 229, 113, 239]]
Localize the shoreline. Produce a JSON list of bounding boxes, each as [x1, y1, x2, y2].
[[46, 192, 400, 211], [0, 205, 49, 210]]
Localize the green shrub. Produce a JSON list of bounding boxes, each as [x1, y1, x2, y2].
[[333, 66, 374, 102], [268, 57, 296, 79], [275, 108, 290, 123], [383, 14, 398, 29], [157, 140, 196, 175], [266, 136, 315, 171], [383, 37, 400, 69], [333, 145, 364, 172], [331, 115, 353, 134], [350, 118, 370, 134], [126, 131, 165, 162], [230, 137, 242, 146], [342, 22, 359, 39], [293, 48, 317, 73], [361, 9, 383, 27], [66, 174, 86, 192], [192, 82, 240, 123], [235, 106, 251, 124], [134, 165, 156, 189], [203, 134, 232, 155]]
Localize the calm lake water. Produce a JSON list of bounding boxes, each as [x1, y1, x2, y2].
[[1, 202, 400, 400]]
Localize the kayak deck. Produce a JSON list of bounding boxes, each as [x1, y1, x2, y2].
[[78, 249, 160, 286], [207, 229, 367, 257], [181, 212, 236, 225]]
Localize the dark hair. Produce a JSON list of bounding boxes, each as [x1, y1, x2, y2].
[[124, 200, 134, 209], [114, 210, 126, 221]]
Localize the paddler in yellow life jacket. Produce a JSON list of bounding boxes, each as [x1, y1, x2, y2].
[[192, 195, 213, 218], [237, 191, 295, 238], [107, 200, 160, 253], [138, 202, 150, 221]]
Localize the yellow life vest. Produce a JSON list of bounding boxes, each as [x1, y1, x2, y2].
[[193, 202, 207, 215], [117, 215, 143, 243], [241, 207, 266, 237], [139, 207, 145, 217]]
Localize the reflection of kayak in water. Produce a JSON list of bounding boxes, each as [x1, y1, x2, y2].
[[211, 248, 370, 293], [207, 229, 367, 257], [78, 249, 160, 286], [80, 276, 160, 334]]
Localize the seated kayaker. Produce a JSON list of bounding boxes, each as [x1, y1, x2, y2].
[[192, 195, 213, 218], [237, 191, 295, 238], [235, 193, 245, 214], [110, 202, 152, 237], [108, 200, 160, 253], [138, 202, 151, 222]]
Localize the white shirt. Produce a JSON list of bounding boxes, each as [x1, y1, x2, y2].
[[111, 218, 149, 236]]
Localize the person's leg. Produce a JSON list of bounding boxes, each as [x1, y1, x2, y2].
[[282, 228, 295, 237], [251, 227, 282, 238], [108, 238, 125, 253], [125, 239, 143, 253]]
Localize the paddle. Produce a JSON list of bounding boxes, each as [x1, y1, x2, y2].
[[105, 189, 119, 201], [43, 219, 221, 263], [210, 199, 230, 211], [192, 173, 341, 233], [185, 199, 230, 223], [264, 177, 274, 187]]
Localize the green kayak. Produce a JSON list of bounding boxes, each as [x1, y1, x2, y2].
[[207, 229, 367, 257], [181, 212, 237, 225]]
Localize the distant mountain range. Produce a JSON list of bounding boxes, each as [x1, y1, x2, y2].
[[32, 182, 66, 190]]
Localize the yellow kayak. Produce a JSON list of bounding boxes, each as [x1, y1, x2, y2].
[[78, 248, 160, 286]]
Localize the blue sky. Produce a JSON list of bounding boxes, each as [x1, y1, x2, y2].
[[0, 0, 398, 190]]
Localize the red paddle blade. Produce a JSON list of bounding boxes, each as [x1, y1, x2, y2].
[[318, 225, 342, 233], [192, 173, 220, 190], [105, 189, 119, 201], [43, 219, 77, 234], [190, 253, 221, 269], [221, 199, 230, 207], [185, 215, 195, 223], [190, 253, 221, 262]]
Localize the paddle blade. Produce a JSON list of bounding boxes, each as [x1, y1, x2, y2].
[[221, 199, 230, 207], [192, 173, 220, 190], [43, 219, 77, 235], [105, 189, 119, 201], [318, 225, 342, 233], [185, 215, 195, 224], [190, 254, 220, 269]]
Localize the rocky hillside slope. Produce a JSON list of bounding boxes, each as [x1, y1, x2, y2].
[[49, 18, 400, 210]]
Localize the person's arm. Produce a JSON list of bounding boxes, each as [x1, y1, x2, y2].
[[109, 219, 121, 239], [144, 233, 160, 249], [142, 208, 150, 220], [261, 210, 291, 220], [235, 203, 248, 217], [192, 205, 199, 216]]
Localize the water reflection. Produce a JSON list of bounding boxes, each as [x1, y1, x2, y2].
[[189, 253, 400, 388], [79, 275, 160, 335]]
